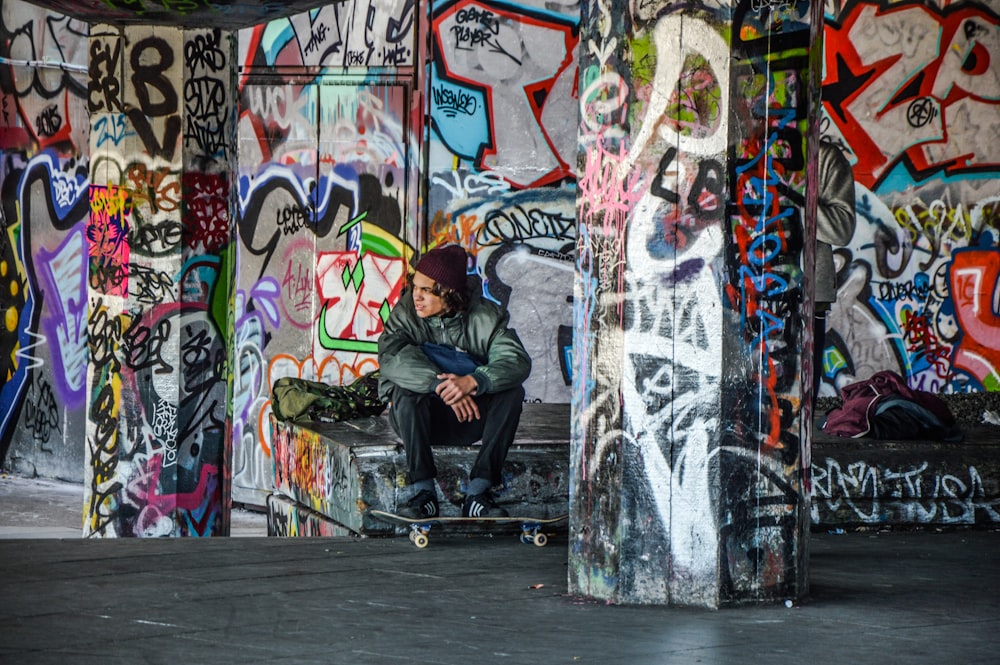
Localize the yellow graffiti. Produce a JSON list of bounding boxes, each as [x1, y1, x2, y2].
[[89, 183, 130, 218], [4, 204, 27, 381], [894, 197, 985, 249]]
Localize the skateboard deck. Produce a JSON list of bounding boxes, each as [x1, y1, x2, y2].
[[369, 509, 567, 548]]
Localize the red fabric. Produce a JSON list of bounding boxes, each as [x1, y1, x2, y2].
[[821, 370, 956, 438]]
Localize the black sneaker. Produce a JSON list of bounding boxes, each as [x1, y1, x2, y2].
[[463, 492, 508, 518], [398, 489, 439, 519]]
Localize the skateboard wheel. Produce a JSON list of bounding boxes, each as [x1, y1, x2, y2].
[[520, 532, 533, 545], [413, 533, 429, 548], [533, 532, 548, 547]]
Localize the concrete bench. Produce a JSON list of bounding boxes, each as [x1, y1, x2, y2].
[[811, 425, 1000, 529], [268, 403, 571, 536], [265, 401, 1000, 536]]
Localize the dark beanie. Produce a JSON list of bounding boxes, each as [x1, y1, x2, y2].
[[414, 245, 469, 293]]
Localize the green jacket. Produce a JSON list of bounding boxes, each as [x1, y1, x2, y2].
[[377, 288, 531, 401]]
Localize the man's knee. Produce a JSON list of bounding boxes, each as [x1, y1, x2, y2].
[[490, 385, 525, 413], [384, 384, 432, 429]]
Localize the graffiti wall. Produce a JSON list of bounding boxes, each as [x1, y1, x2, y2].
[[232, 2, 419, 506], [83, 23, 238, 537], [571, 0, 816, 605], [426, 0, 580, 404], [820, 0, 1000, 395], [1, 0, 582, 517], [812, 456, 1000, 526], [0, 0, 90, 482], [232, 0, 582, 506]]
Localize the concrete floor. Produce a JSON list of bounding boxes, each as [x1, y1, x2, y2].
[[2, 473, 999, 664]]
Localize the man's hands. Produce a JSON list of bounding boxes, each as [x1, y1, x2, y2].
[[436, 373, 480, 422]]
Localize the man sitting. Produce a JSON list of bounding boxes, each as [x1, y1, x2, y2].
[[377, 244, 532, 518]]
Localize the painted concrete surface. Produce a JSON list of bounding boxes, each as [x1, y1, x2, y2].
[[0, 528, 998, 664], [0, 474, 266, 539], [811, 426, 1000, 528], [18, 0, 332, 29], [266, 493, 360, 538]]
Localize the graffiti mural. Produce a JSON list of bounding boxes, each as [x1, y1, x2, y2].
[[812, 457, 1000, 526], [0, 0, 89, 481], [239, 0, 416, 71], [620, 12, 732, 606], [10, 0, 333, 30], [714, 0, 816, 604], [234, 6, 418, 506], [821, 0, 1000, 396], [427, 0, 580, 404], [236, 0, 583, 509], [82, 24, 236, 537], [823, 0, 999, 188], [571, 0, 815, 606]]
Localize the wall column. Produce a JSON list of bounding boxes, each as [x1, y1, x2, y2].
[[570, 0, 820, 605], [84, 24, 238, 537]]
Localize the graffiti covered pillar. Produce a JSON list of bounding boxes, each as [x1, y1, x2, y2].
[[570, 0, 820, 605], [85, 24, 238, 537]]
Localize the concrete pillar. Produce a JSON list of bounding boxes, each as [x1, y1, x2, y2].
[[570, 1, 820, 605], [84, 24, 238, 537]]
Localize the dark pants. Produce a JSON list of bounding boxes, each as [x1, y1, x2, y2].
[[384, 383, 525, 486]]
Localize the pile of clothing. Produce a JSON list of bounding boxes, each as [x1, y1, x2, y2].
[[821, 370, 963, 442]]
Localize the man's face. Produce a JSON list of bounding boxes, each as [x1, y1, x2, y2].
[[411, 271, 447, 318]]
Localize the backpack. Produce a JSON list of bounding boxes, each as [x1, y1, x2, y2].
[[868, 397, 963, 442], [271, 372, 386, 423]]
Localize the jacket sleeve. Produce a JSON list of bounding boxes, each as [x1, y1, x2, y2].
[[377, 296, 442, 395], [817, 143, 856, 247], [470, 308, 532, 395]]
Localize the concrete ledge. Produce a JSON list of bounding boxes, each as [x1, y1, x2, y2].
[[269, 404, 571, 535], [266, 493, 359, 538], [811, 425, 1000, 529], [267, 400, 1000, 535]]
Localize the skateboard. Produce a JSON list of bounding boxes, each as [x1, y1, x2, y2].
[[369, 509, 567, 548]]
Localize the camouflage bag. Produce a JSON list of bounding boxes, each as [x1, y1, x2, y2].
[[271, 371, 386, 423]]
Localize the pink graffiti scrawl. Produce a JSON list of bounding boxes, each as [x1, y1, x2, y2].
[[88, 184, 130, 297]]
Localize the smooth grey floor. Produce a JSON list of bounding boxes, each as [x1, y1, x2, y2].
[[1, 475, 999, 664]]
